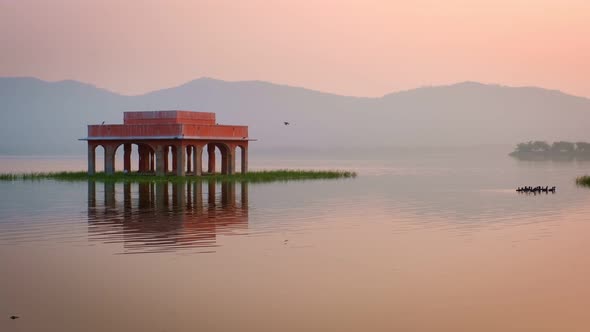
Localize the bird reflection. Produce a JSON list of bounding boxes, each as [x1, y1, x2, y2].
[[87, 181, 249, 254]]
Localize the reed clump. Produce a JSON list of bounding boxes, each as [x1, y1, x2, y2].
[[575, 175, 590, 187], [0, 170, 356, 183]]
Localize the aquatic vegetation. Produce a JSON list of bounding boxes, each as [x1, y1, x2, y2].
[[575, 175, 590, 187], [0, 170, 357, 183]]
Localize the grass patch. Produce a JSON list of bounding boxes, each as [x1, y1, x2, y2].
[[0, 170, 357, 183], [576, 175, 590, 187]]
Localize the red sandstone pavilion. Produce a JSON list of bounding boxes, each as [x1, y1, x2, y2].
[[81, 110, 252, 176]]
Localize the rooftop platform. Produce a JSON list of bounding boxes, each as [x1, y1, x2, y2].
[[124, 110, 216, 125], [83, 110, 251, 141]]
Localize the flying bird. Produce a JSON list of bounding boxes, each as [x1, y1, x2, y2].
[[284, 122, 290, 126], [10, 315, 19, 320]]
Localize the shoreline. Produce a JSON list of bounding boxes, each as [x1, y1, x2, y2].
[[509, 151, 590, 161]]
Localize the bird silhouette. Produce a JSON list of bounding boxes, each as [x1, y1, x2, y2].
[[284, 122, 290, 126], [101, 121, 105, 125], [10, 315, 19, 320]]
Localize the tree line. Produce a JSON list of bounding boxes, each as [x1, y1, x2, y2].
[[511, 141, 590, 155]]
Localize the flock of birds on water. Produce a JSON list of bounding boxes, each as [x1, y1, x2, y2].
[[516, 186, 556, 194]]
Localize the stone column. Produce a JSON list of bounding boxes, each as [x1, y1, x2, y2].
[[171, 146, 178, 173], [87, 143, 96, 175], [221, 147, 228, 175], [207, 144, 216, 174], [175, 144, 185, 176], [241, 145, 248, 174], [139, 145, 150, 173], [150, 150, 155, 172], [104, 144, 116, 175], [186, 146, 192, 174], [228, 146, 235, 175], [123, 143, 131, 172], [155, 145, 166, 176], [143, 147, 150, 172], [146, 149, 151, 172], [219, 146, 234, 175], [138, 146, 144, 172], [163, 146, 169, 173], [193, 145, 203, 176]]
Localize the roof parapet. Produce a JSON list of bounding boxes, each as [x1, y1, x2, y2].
[[124, 110, 216, 125]]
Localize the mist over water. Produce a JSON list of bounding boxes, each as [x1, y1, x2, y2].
[[2, 147, 590, 331]]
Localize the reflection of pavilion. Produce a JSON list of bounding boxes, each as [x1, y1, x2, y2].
[[87, 181, 249, 254]]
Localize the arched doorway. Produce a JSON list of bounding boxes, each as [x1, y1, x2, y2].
[[203, 143, 234, 174], [93, 145, 105, 173], [114, 143, 156, 174]]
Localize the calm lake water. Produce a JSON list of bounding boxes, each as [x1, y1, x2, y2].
[[2, 148, 590, 331]]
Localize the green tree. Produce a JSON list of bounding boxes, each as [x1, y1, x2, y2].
[[531, 141, 550, 152], [576, 142, 590, 153], [551, 141, 575, 153], [515, 141, 533, 152]]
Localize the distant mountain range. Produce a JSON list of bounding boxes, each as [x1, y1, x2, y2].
[[1, 77, 589, 155]]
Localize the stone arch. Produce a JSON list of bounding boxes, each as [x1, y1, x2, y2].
[[203, 143, 218, 174], [113, 142, 155, 173], [217, 143, 233, 175], [136, 143, 155, 173], [95, 142, 118, 175], [153, 144, 177, 174], [202, 142, 234, 174], [90, 144, 105, 174]]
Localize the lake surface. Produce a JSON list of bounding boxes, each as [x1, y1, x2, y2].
[[2, 148, 590, 331]]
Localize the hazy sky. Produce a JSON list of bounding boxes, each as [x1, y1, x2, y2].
[[1, 0, 588, 97]]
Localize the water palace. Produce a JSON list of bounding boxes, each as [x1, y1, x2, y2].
[[82, 110, 252, 176]]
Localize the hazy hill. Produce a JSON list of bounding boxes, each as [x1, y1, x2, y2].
[[0, 77, 129, 154], [1, 77, 589, 155]]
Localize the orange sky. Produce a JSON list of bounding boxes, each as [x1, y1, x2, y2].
[[0, 0, 588, 97]]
